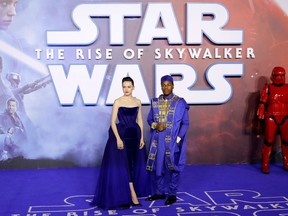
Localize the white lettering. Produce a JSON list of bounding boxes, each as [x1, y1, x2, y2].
[[137, 3, 182, 44], [105, 64, 150, 105], [48, 64, 107, 105], [48, 63, 244, 106], [47, 3, 243, 45], [47, 4, 141, 45], [186, 3, 243, 44], [155, 63, 244, 104]]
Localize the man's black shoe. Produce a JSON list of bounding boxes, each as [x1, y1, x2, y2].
[[165, 195, 177, 205], [145, 194, 166, 201]]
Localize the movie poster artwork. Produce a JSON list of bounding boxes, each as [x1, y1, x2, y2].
[[0, 0, 288, 169]]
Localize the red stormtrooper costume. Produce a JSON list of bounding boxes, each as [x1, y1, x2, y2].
[[257, 66, 288, 174]]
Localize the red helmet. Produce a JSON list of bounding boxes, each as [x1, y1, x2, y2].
[[270, 66, 286, 85]]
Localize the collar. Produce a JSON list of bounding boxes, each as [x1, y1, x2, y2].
[[162, 93, 175, 100]]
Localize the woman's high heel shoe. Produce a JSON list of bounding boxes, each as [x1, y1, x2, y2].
[[132, 202, 142, 206]]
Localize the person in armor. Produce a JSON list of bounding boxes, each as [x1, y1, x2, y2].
[[257, 66, 288, 173], [6, 72, 51, 114]]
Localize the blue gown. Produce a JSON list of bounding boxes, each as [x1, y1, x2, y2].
[[93, 107, 151, 209]]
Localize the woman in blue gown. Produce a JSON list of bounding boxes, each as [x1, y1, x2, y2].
[[93, 76, 151, 209]]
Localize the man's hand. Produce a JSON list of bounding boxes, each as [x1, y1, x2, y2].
[[155, 123, 166, 132]]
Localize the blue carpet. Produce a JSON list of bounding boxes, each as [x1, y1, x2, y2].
[[1, 163, 288, 216]]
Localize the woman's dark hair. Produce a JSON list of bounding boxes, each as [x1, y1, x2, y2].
[[122, 76, 134, 86]]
